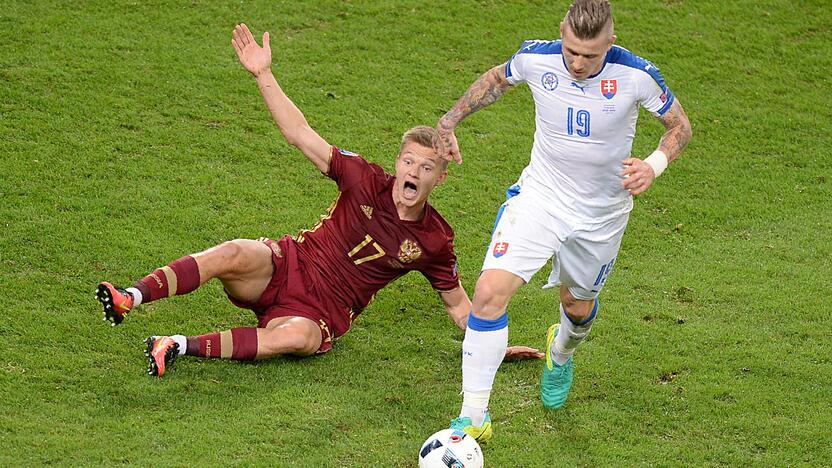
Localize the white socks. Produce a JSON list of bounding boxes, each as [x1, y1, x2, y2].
[[461, 392, 491, 427], [553, 301, 597, 366], [170, 334, 187, 355], [461, 312, 508, 426], [126, 287, 143, 307]]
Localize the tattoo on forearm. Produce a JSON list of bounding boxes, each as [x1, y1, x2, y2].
[[658, 101, 692, 163], [440, 65, 510, 128]]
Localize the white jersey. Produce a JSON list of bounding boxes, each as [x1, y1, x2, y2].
[[505, 40, 675, 224]]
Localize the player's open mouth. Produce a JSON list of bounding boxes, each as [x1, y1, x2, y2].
[[403, 181, 418, 199]]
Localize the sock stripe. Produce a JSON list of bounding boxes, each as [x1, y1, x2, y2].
[[467, 312, 508, 332], [159, 265, 177, 298], [563, 298, 599, 326], [577, 298, 599, 325], [220, 330, 233, 358]]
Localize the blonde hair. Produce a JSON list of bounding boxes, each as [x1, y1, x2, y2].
[[399, 126, 448, 171], [564, 0, 613, 40]]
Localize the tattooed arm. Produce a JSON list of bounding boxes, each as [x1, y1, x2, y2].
[[656, 99, 692, 164], [437, 63, 513, 164], [621, 99, 692, 195]]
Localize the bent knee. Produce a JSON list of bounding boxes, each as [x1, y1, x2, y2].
[[266, 324, 320, 356], [206, 239, 244, 270], [217, 239, 270, 274]]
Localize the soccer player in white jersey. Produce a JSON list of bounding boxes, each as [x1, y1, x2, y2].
[[437, 0, 692, 442]]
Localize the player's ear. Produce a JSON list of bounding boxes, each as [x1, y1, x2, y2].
[[435, 169, 449, 187], [559, 22, 565, 38]]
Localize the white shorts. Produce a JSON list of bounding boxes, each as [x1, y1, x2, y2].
[[481, 187, 629, 300]]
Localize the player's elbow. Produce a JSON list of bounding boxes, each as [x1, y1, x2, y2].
[[683, 117, 693, 144], [282, 129, 304, 148], [278, 122, 309, 147]]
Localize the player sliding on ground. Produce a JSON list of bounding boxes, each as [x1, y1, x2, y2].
[[96, 23, 542, 377]]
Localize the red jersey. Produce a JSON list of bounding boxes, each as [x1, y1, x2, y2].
[[295, 146, 460, 316]]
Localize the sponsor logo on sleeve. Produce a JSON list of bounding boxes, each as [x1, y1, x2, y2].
[[337, 147, 359, 157]]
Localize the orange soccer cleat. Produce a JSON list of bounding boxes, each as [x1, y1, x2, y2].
[[144, 336, 180, 377], [96, 282, 134, 326]]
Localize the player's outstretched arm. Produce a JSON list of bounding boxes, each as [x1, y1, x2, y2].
[[621, 99, 691, 196], [232, 23, 332, 173], [437, 63, 512, 164], [439, 287, 543, 361], [439, 286, 472, 331]]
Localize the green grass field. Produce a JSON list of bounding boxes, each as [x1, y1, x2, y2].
[[2, 0, 830, 465]]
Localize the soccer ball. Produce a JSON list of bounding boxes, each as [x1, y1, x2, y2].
[[418, 429, 483, 468]]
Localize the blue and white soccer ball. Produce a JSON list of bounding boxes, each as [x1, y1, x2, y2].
[[418, 429, 484, 468]]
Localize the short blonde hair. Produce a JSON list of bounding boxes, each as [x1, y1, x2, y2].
[[564, 0, 613, 40], [399, 126, 448, 171]]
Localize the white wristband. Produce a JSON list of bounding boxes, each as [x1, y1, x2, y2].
[[644, 150, 669, 178]]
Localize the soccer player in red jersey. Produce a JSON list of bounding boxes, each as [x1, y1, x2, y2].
[[96, 23, 542, 377]]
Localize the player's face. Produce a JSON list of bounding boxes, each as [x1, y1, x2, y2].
[[394, 142, 448, 208], [560, 23, 616, 80]]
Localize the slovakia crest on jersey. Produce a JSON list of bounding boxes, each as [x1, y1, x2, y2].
[[601, 79, 617, 99], [493, 242, 509, 258]]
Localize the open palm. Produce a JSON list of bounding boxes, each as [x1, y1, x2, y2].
[[232, 23, 271, 77]]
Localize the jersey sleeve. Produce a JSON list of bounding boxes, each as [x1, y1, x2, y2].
[[505, 40, 535, 85], [636, 61, 676, 117], [325, 146, 375, 191], [420, 236, 461, 292]]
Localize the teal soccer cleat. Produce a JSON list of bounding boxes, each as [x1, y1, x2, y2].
[[449, 411, 493, 444], [540, 324, 574, 409]]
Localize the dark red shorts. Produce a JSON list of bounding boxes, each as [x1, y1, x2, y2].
[[226, 236, 351, 353]]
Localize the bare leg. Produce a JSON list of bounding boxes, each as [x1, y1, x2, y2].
[[98, 238, 275, 325], [190, 239, 274, 304], [471, 269, 526, 320], [258, 316, 323, 357]]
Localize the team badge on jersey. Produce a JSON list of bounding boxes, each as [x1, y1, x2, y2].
[[493, 242, 509, 258], [541, 72, 559, 91], [398, 239, 422, 263], [601, 79, 617, 99], [337, 147, 359, 157]]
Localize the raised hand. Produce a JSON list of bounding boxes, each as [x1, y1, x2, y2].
[[231, 23, 272, 77]]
